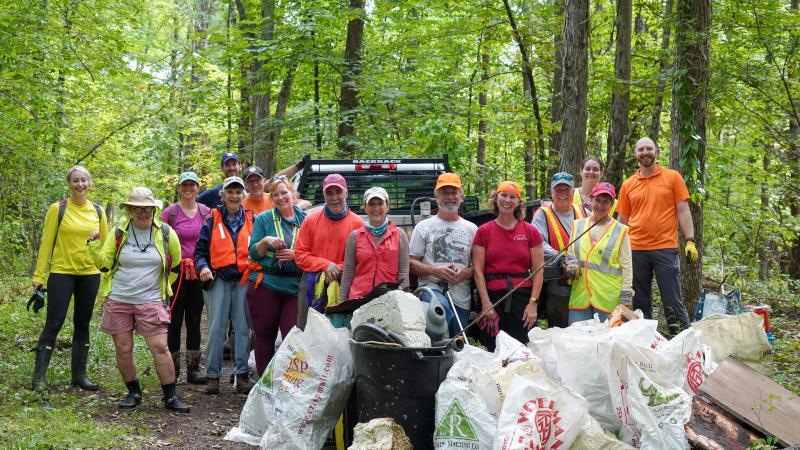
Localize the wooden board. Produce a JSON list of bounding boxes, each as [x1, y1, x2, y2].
[[699, 357, 800, 446]]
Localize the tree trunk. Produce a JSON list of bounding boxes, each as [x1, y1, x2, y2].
[[233, 2, 251, 156], [785, 0, 800, 279], [648, 0, 674, 143], [337, 0, 366, 158], [550, 0, 564, 165], [669, 0, 711, 315], [252, 0, 276, 166], [558, 0, 589, 176], [477, 53, 489, 197], [758, 149, 771, 280], [605, 0, 632, 189], [256, 63, 297, 173]]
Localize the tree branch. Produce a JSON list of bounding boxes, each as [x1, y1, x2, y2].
[[75, 102, 170, 164]]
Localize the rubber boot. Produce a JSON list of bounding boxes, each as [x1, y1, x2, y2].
[[162, 383, 190, 413], [119, 379, 142, 409], [171, 351, 181, 382], [205, 377, 220, 395], [31, 345, 53, 391], [70, 341, 99, 391], [235, 372, 252, 393], [185, 350, 207, 385]]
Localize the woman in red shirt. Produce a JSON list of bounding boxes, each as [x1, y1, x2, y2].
[[473, 181, 544, 350]]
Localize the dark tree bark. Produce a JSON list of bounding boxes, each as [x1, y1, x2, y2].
[[648, 0, 674, 143], [337, 0, 366, 158], [669, 0, 711, 314], [785, 0, 800, 279], [558, 0, 589, 177], [257, 63, 297, 174], [252, 0, 276, 165], [477, 53, 489, 197], [605, 0, 632, 189], [758, 149, 771, 280]]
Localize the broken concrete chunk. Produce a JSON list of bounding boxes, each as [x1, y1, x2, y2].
[[351, 290, 431, 347], [348, 417, 412, 450]]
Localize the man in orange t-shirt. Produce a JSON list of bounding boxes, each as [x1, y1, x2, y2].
[[617, 137, 699, 335]]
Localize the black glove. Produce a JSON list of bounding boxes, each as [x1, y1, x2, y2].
[[295, 154, 310, 171], [27, 288, 46, 313]]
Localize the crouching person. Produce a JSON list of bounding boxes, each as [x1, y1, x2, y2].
[[88, 187, 189, 413]]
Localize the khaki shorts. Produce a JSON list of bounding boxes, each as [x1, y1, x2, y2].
[[100, 298, 170, 336]]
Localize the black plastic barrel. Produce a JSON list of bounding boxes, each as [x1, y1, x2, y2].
[[349, 341, 454, 450]]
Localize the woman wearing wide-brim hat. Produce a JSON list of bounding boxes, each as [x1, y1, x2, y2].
[[88, 187, 189, 413]]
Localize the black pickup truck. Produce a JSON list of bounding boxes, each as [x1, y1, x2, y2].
[[294, 154, 540, 230]]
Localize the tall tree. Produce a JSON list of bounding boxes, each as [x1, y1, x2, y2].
[[477, 52, 490, 196], [558, 0, 589, 176], [649, 0, 674, 143], [337, 0, 366, 157], [669, 0, 711, 313], [785, 0, 800, 278], [606, 0, 633, 188]]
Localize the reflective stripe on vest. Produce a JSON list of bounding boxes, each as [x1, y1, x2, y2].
[[348, 224, 401, 300], [569, 218, 628, 312], [210, 209, 253, 273], [542, 205, 586, 251]]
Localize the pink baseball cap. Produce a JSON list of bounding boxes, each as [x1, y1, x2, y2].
[[591, 182, 616, 199], [322, 173, 347, 191]]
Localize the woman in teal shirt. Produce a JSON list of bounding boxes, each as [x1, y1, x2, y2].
[[245, 176, 306, 376]]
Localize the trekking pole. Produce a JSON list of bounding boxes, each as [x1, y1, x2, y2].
[[449, 218, 601, 344]]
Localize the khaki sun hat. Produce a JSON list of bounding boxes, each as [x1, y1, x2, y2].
[[119, 187, 163, 210]]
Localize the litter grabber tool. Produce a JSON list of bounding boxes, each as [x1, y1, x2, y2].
[[447, 218, 601, 346], [27, 287, 46, 313]]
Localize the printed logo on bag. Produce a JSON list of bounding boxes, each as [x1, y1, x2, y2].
[[281, 350, 311, 394], [434, 399, 478, 445], [638, 378, 679, 407], [261, 357, 276, 390], [512, 398, 565, 449], [685, 351, 704, 395]]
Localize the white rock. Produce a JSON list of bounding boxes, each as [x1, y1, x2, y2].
[[351, 290, 431, 347], [348, 417, 412, 450]]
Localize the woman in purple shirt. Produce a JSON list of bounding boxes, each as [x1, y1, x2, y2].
[[161, 171, 210, 384]]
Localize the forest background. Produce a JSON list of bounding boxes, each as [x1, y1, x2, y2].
[[0, 0, 799, 446]]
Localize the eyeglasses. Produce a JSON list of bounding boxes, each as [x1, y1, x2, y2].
[[132, 207, 155, 214], [270, 175, 289, 182], [552, 172, 574, 181]]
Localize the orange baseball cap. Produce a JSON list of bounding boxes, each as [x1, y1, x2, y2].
[[496, 180, 522, 197], [435, 173, 462, 190]]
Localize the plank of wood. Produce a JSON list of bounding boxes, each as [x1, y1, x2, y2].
[[699, 357, 800, 446]]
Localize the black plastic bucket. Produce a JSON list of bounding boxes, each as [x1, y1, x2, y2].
[[350, 341, 454, 450]]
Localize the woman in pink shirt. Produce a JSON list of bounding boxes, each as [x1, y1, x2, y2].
[[473, 181, 544, 350], [161, 171, 210, 385]]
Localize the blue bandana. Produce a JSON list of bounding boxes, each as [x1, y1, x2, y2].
[[365, 218, 389, 237], [323, 204, 349, 221]]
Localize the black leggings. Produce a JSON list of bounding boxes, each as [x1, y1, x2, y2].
[[38, 273, 101, 346], [479, 287, 534, 352], [167, 276, 204, 352]]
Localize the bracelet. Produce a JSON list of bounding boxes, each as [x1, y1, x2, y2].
[[529, 297, 538, 304]]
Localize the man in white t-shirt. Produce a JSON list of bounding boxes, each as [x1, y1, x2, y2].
[[409, 173, 478, 337]]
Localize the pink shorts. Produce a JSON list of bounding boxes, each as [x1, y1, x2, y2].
[[100, 299, 171, 336]]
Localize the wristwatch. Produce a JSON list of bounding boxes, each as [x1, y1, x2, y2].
[[529, 296, 538, 304]]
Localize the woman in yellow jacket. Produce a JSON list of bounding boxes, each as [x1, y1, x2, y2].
[[31, 166, 108, 391], [88, 187, 188, 413], [567, 182, 633, 324]]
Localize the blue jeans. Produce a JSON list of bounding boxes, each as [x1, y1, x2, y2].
[[418, 288, 471, 338], [204, 279, 250, 378], [568, 307, 609, 325]]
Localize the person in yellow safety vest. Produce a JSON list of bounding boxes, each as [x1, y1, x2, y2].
[[530, 172, 586, 328], [566, 182, 633, 324]]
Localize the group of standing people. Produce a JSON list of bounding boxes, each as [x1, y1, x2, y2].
[[30, 136, 699, 413]]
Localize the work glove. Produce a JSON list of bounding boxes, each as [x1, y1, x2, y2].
[[182, 258, 198, 280], [619, 289, 634, 307], [478, 314, 500, 337], [564, 258, 579, 280], [684, 240, 699, 263], [27, 288, 46, 313]]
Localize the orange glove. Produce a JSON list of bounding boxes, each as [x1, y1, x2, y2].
[[182, 258, 198, 280]]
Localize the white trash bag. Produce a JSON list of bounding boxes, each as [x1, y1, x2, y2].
[[606, 341, 691, 450], [494, 330, 538, 365], [659, 328, 712, 397], [434, 360, 502, 450], [493, 373, 588, 450]]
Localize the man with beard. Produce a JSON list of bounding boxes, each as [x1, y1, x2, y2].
[[617, 137, 698, 335], [530, 172, 586, 328], [409, 173, 477, 337]]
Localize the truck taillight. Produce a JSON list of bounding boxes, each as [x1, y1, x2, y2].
[[355, 163, 396, 170]]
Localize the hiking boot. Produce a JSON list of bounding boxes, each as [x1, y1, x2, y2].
[[171, 351, 181, 382], [162, 383, 190, 413], [70, 341, 99, 391], [31, 345, 53, 391], [119, 380, 142, 409], [185, 350, 207, 385], [205, 377, 220, 395], [235, 373, 252, 393]]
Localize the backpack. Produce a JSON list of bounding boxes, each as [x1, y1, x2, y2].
[[50, 199, 103, 259]]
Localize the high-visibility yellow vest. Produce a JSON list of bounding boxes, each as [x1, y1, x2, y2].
[[568, 218, 628, 312]]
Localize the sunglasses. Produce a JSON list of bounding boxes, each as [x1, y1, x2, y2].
[[552, 172, 574, 181], [270, 175, 289, 182], [132, 207, 155, 214]]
